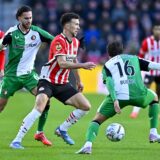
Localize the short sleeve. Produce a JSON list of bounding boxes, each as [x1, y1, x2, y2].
[[49, 39, 66, 60]]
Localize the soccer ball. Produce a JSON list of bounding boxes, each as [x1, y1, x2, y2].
[[106, 123, 125, 142]]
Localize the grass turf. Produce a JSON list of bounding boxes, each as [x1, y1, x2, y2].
[[0, 92, 159, 160]]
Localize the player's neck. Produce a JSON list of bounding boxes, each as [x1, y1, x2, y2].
[[63, 30, 73, 41], [19, 24, 30, 34]]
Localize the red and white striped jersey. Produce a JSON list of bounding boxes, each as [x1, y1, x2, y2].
[[0, 30, 5, 70], [40, 33, 80, 84], [139, 35, 160, 76]]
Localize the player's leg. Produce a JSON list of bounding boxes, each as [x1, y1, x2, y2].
[[24, 72, 52, 146], [130, 75, 152, 118], [142, 89, 160, 142], [0, 76, 22, 112], [76, 96, 118, 154], [55, 84, 90, 145], [10, 80, 51, 149], [130, 106, 141, 118], [10, 93, 49, 149]]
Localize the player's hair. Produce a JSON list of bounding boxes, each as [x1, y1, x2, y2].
[[16, 5, 32, 20], [60, 12, 79, 27], [107, 41, 123, 57]]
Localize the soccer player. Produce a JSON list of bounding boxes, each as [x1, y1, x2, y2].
[[9, 12, 96, 149], [0, 5, 54, 146], [76, 41, 160, 154], [0, 30, 5, 78], [130, 24, 160, 118]]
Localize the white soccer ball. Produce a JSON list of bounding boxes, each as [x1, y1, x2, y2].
[[106, 123, 125, 142]]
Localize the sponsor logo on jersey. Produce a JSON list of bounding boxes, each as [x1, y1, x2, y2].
[[56, 43, 62, 51], [120, 79, 135, 85], [31, 35, 36, 40], [15, 35, 19, 39], [39, 87, 45, 91]]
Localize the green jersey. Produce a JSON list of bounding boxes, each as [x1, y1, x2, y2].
[[102, 54, 149, 100], [4, 25, 54, 76]]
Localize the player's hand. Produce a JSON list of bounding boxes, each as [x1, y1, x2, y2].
[[0, 70, 4, 78], [77, 81, 84, 92], [114, 100, 121, 114], [82, 62, 96, 70]]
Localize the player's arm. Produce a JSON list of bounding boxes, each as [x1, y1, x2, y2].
[[102, 66, 121, 113], [54, 40, 96, 69], [0, 33, 12, 50], [36, 26, 54, 44], [138, 58, 160, 71], [72, 59, 84, 92], [0, 50, 5, 77], [102, 66, 117, 101]]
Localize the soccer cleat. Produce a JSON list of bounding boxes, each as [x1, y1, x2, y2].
[[149, 133, 160, 143], [55, 127, 75, 145], [130, 112, 139, 119], [34, 132, 52, 146], [9, 141, 24, 149], [76, 146, 92, 154]]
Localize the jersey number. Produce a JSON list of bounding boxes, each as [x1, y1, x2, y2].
[[114, 60, 135, 77]]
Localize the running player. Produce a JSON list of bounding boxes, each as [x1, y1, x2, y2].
[[76, 41, 160, 154]]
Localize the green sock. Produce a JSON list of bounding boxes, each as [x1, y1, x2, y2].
[[37, 105, 49, 132], [149, 103, 159, 128], [86, 121, 100, 142]]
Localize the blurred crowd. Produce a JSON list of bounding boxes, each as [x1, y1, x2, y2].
[[25, 0, 160, 66]]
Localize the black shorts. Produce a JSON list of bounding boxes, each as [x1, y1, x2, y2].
[[37, 79, 78, 104]]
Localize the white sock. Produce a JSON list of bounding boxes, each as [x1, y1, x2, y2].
[[150, 128, 158, 135], [13, 109, 41, 143], [84, 141, 92, 148], [59, 109, 88, 131], [132, 106, 141, 113]]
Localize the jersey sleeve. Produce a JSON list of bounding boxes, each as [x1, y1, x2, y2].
[[49, 38, 66, 60], [138, 58, 150, 71], [102, 66, 117, 101], [138, 39, 148, 58], [0, 31, 5, 70], [33, 26, 54, 44], [0, 50, 5, 70]]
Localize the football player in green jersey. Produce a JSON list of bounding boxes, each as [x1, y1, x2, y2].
[[76, 41, 160, 154], [0, 5, 54, 146]]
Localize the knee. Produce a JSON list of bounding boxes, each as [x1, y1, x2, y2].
[[34, 94, 48, 113], [82, 102, 91, 111]]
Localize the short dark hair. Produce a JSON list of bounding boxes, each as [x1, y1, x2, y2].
[[16, 5, 32, 20], [107, 41, 123, 57], [60, 12, 79, 27]]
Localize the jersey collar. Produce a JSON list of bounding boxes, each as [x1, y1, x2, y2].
[[61, 33, 72, 44], [18, 24, 30, 35]]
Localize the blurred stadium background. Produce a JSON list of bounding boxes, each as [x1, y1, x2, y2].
[[0, 0, 159, 92]]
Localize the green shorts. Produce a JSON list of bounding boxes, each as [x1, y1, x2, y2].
[[97, 89, 156, 118], [0, 71, 39, 98]]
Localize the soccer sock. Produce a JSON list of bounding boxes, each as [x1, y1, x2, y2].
[[132, 106, 141, 113], [86, 121, 100, 142], [59, 109, 88, 131], [13, 109, 41, 143], [149, 103, 159, 129], [37, 104, 50, 132]]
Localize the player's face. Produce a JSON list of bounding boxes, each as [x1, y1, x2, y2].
[[69, 19, 80, 37], [153, 26, 160, 40], [19, 11, 32, 30]]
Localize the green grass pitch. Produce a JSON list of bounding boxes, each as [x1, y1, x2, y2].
[[0, 92, 160, 160]]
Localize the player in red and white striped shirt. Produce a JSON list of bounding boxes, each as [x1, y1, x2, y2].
[[0, 30, 5, 78], [10, 12, 96, 149], [130, 24, 160, 118]]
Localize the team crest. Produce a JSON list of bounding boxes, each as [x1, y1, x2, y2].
[[56, 43, 62, 51], [31, 35, 36, 40]]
